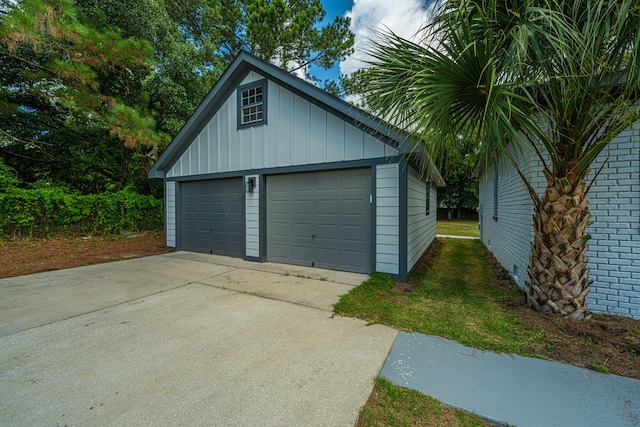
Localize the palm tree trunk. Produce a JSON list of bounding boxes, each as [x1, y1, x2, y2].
[[526, 173, 592, 320]]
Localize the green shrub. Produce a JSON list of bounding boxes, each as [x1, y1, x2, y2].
[[0, 184, 163, 237], [0, 158, 19, 191]]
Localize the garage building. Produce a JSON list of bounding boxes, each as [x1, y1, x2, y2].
[[149, 52, 444, 281]]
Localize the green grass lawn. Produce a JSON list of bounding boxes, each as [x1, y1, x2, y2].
[[436, 219, 480, 237], [334, 238, 539, 354], [336, 238, 545, 425], [335, 238, 540, 353], [357, 378, 492, 427]]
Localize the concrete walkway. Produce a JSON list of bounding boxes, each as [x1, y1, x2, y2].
[[382, 332, 640, 427], [0, 252, 397, 426]]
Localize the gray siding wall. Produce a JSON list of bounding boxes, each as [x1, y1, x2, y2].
[[166, 74, 398, 178], [245, 174, 260, 258], [479, 123, 640, 319], [407, 167, 436, 272], [165, 181, 176, 247], [376, 163, 400, 275]]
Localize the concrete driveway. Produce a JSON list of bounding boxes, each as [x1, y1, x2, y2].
[[0, 252, 397, 426]]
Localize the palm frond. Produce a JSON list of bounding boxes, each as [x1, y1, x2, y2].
[[365, 0, 640, 182]]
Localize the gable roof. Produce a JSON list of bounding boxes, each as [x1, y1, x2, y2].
[[148, 51, 444, 186]]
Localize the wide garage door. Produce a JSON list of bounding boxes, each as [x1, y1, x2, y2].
[[267, 168, 372, 273], [181, 178, 243, 256]]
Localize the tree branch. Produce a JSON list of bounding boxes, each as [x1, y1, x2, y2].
[[0, 50, 56, 75], [0, 127, 52, 147], [0, 148, 55, 163], [91, 164, 122, 184], [288, 50, 328, 73]]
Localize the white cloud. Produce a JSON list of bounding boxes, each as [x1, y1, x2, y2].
[[340, 0, 441, 76]]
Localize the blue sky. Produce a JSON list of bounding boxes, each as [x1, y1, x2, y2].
[[312, 1, 354, 84], [313, 0, 440, 85], [322, 0, 354, 18]]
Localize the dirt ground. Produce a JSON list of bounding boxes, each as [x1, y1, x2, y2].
[[2, 232, 638, 380], [0, 231, 172, 279], [480, 246, 640, 380]]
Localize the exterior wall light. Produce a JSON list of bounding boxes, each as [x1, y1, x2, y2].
[[246, 177, 256, 193]]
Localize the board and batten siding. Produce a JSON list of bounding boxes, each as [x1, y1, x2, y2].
[[407, 168, 437, 272], [166, 75, 398, 178], [245, 174, 260, 258], [376, 163, 400, 275], [479, 123, 640, 319], [165, 181, 176, 247]]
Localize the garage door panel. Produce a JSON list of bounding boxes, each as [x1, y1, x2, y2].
[[212, 239, 229, 252], [341, 199, 365, 216], [315, 199, 337, 214], [292, 222, 313, 238], [341, 176, 365, 190], [270, 222, 290, 238], [339, 250, 365, 269], [228, 242, 243, 255], [212, 187, 226, 196], [196, 220, 210, 232], [212, 202, 226, 214], [291, 245, 312, 263], [267, 169, 372, 273], [198, 238, 211, 250], [269, 201, 289, 216], [211, 221, 226, 233], [292, 176, 313, 192], [315, 174, 334, 185], [315, 247, 337, 265], [181, 178, 243, 257], [227, 201, 244, 215], [341, 225, 365, 242], [268, 242, 290, 259], [315, 223, 337, 240], [183, 236, 196, 248], [291, 198, 313, 213], [196, 188, 209, 197], [227, 221, 244, 234]]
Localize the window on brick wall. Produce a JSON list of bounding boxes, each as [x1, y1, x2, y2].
[[426, 181, 431, 215], [493, 165, 499, 221]]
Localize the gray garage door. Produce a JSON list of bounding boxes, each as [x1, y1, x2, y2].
[[181, 178, 243, 256], [267, 168, 372, 273]]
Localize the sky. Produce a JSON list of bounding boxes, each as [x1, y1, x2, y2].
[[314, 0, 440, 84]]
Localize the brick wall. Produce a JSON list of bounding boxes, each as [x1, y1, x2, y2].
[[479, 123, 640, 319], [585, 123, 640, 318], [479, 143, 545, 291]]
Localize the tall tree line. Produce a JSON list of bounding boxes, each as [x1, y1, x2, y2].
[[0, 0, 354, 195]]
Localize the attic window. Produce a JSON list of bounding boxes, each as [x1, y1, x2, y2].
[[238, 81, 266, 128]]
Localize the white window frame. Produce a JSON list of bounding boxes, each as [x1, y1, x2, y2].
[[238, 80, 267, 128]]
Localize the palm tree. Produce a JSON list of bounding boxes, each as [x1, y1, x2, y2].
[[364, 0, 640, 319]]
